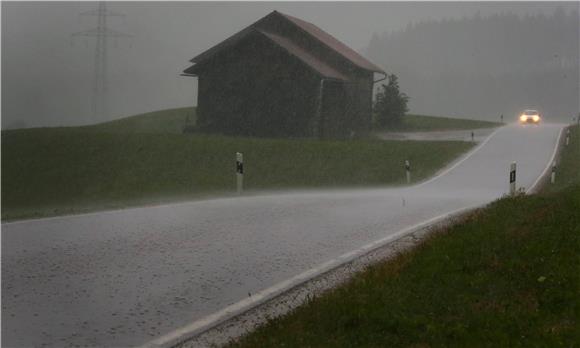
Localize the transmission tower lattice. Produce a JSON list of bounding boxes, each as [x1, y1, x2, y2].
[[72, 2, 131, 121]]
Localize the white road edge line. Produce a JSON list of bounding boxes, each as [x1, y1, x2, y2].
[[140, 205, 477, 348], [414, 126, 503, 188], [526, 126, 564, 194]]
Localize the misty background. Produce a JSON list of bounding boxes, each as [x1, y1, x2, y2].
[[2, 1, 579, 129]]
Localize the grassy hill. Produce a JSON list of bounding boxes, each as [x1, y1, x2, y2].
[[91, 107, 498, 134], [90, 107, 196, 134], [2, 108, 480, 221]]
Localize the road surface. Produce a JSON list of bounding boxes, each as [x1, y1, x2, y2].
[[1, 123, 563, 347], [377, 127, 496, 142]]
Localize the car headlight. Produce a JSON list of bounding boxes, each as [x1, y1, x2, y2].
[[532, 115, 540, 122], [520, 115, 527, 121]]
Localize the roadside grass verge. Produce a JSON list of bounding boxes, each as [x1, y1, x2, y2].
[[544, 125, 580, 193], [230, 185, 580, 348], [1, 128, 472, 221], [380, 114, 501, 132]]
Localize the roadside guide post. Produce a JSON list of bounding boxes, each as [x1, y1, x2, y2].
[[566, 128, 570, 146], [509, 162, 517, 195], [236, 152, 244, 194], [405, 160, 411, 184], [551, 161, 557, 184], [471, 131, 474, 142]]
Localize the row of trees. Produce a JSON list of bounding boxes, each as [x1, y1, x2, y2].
[[367, 8, 579, 120], [369, 8, 578, 77]]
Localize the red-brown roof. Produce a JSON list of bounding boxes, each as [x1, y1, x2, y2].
[[190, 26, 253, 64], [185, 11, 385, 76], [258, 30, 348, 80], [278, 12, 385, 73]]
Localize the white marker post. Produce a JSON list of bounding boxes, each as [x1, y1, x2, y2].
[[566, 128, 570, 146], [236, 152, 244, 194], [551, 161, 556, 184], [509, 162, 517, 195], [405, 160, 411, 184]]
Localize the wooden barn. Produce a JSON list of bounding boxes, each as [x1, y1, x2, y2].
[[182, 11, 386, 138]]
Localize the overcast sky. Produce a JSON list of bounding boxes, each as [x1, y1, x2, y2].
[[2, 1, 578, 128]]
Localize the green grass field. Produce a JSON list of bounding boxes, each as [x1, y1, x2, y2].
[[89, 106, 196, 134], [229, 125, 580, 348], [92, 108, 497, 134], [1, 124, 472, 221], [386, 114, 501, 132], [545, 125, 580, 193]]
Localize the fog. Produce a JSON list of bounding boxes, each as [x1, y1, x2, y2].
[[2, 1, 578, 129]]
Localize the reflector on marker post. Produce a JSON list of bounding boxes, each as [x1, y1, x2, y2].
[[236, 152, 243, 194], [509, 162, 517, 195], [405, 160, 411, 184]]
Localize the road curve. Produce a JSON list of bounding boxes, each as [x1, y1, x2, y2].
[[1, 123, 563, 347]]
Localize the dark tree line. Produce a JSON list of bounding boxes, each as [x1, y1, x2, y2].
[[367, 8, 579, 121]]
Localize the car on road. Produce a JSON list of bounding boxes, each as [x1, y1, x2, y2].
[[519, 109, 541, 124]]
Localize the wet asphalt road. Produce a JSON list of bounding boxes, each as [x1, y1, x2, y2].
[[2, 123, 563, 347], [377, 127, 496, 142]]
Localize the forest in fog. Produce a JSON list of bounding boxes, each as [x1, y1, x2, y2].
[[367, 8, 579, 121]]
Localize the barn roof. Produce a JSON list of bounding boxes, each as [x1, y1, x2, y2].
[[184, 11, 384, 77], [278, 12, 385, 73], [184, 29, 347, 80], [258, 30, 348, 80]]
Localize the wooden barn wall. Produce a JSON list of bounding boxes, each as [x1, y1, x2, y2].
[[194, 18, 377, 139], [323, 72, 373, 138], [257, 15, 377, 137], [316, 71, 373, 139], [196, 34, 321, 137], [353, 71, 374, 136], [318, 80, 346, 138]]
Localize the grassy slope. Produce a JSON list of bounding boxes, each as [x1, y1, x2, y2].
[[545, 125, 580, 193], [388, 114, 501, 132], [1, 127, 472, 221], [231, 127, 580, 347], [90, 107, 196, 134], [94, 108, 497, 134]]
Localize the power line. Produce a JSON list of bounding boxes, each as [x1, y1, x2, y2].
[[72, 2, 131, 122]]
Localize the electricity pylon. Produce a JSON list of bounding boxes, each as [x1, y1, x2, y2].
[[72, 2, 130, 121]]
